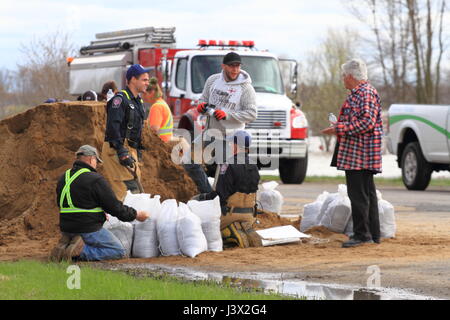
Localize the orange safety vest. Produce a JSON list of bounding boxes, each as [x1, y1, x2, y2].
[[149, 98, 173, 142]]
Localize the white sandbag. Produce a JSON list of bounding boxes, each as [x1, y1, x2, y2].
[[187, 196, 223, 252], [177, 203, 208, 258], [157, 199, 181, 256], [132, 196, 162, 258], [319, 185, 351, 233], [104, 215, 134, 258], [377, 191, 396, 238], [300, 191, 329, 232], [258, 181, 284, 214], [316, 192, 339, 225], [123, 191, 152, 212], [344, 217, 354, 237]]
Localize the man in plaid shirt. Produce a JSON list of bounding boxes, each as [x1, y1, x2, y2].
[[322, 58, 383, 248]]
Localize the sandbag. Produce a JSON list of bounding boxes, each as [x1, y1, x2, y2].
[[132, 196, 162, 258], [104, 215, 134, 258], [258, 181, 284, 214], [377, 191, 396, 238], [157, 199, 181, 256], [177, 203, 208, 258], [300, 191, 329, 232], [123, 191, 153, 212], [319, 185, 351, 233], [316, 191, 340, 225], [187, 196, 223, 252], [344, 217, 354, 237]]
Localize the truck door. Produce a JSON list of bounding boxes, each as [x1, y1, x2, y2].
[[278, 58, 298, 100], [168, 57, 188, 118]]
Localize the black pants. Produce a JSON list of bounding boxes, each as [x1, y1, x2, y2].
[[345, 170, 380, 242]]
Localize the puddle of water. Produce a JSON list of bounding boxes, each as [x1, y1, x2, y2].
[[100, 263, 439, 300]]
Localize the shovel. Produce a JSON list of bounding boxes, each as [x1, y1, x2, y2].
[[126, 164, 145, 194]]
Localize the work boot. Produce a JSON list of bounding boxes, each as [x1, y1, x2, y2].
[[240, 222, 263, 248], [221, 223, 249, 249], [48, 234, 71, 262], [62, 236, 85, 261], [342, 238, 374, 248]]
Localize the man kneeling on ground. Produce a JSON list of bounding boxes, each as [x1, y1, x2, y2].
[[50, 145, 150, 262], [195, 130, 262, 248]]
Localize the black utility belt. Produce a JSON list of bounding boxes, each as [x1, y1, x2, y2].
[[227, 207, 254, 214]]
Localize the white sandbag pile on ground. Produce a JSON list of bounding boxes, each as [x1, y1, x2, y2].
[[377, 190, 396, 238], [301, 185, 396, 239], [300, 191, 329, 232], [104, 215, 134, 257], [187, 196, 223, 252], [258, 181, 284, 214], [318, 185, 351, 233], [177, 203, 208, 258], [157, 199, 181, 256]]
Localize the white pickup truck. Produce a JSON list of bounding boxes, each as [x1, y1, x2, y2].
[[386, 104, 450, 190]]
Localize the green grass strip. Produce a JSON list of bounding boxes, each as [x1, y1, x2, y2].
[[0, 260, 287, 300]]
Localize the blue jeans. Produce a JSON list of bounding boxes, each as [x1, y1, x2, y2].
[[64, 228, 125, 261], [183, 163, 213, 194]]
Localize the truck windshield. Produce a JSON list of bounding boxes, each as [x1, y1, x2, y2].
[[191, 55, 284, 95]]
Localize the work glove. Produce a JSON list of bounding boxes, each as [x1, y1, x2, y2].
[[117, 147, 135, 168], [214, 109, 227, 121], [197, 102, 208, 114]]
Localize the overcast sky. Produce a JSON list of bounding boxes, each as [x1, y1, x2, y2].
[[0, 0, 364, 70]]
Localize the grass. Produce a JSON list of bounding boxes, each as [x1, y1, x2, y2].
[[0, 260, 288, 300], [260, 175, 450, 187]]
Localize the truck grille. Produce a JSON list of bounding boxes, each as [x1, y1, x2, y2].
[[246, 110, 287, 129]]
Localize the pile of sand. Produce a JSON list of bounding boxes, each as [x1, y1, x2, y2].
[[0, 102, 197, 252]]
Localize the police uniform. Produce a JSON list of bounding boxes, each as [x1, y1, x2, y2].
[[102, 87, 146, 201], [202, 152, 261, 248]]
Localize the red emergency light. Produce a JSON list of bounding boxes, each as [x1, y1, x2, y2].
[[197, 40, 255, 48]]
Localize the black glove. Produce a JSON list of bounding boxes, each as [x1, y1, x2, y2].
[[117, 147, 135, 168]]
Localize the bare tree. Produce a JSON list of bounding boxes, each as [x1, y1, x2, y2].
[[346, 0, 448, 105], [299, 28, 360, 151], [16, 30, 75, 106]]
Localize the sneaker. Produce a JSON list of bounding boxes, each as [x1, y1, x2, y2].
[[62, 236, 85, 261], [48, 234, 71, 262], [342, 238, 374, 248]]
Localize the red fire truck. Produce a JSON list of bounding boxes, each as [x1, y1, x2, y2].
[[69, 27, 309, 184]]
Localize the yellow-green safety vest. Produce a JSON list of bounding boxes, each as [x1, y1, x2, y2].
[[59, 168, 103, 214]]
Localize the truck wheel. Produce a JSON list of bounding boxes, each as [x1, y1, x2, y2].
[[279, 154, 308, 184], [401, 142, 432, 191]]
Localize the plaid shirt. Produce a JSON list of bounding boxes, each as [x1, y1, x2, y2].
[[335, 81, 383, 173]]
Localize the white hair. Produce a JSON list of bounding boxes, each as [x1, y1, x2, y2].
[[342, 58, 368, 81]]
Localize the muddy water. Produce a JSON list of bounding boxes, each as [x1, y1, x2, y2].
[[98, 263, 438, 300]]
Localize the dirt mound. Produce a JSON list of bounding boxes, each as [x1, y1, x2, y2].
[[256, 210, 300, 230], [0, 102, 197, 248], [304, 226, 348, 242]]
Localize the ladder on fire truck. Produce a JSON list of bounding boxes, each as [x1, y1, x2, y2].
[[79, 26, 176, 55]]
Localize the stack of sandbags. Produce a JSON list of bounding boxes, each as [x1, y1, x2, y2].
[[301, 185, 396, 239]]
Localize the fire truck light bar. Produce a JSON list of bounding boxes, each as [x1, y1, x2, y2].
[[198, 40, 255, 48]]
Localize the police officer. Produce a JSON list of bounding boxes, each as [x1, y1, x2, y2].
[[101, 64, 150, 201], [197, 130, 261, 248]]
